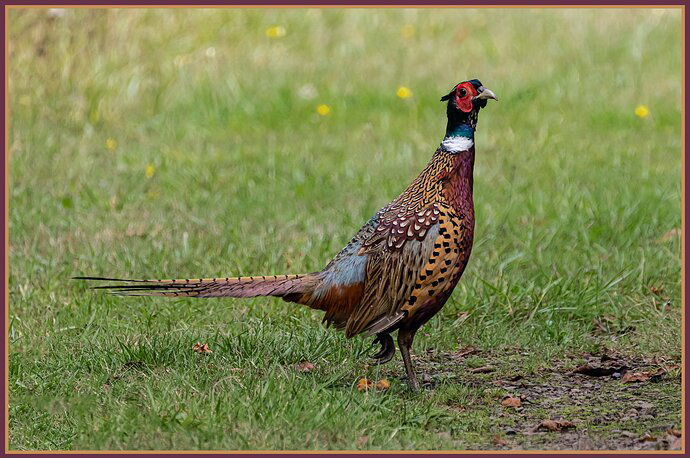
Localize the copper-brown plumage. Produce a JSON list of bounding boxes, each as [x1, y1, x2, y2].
[[77, 79, 497, 390]]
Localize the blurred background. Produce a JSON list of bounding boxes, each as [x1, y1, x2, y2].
[[7, 8, 683, 450]]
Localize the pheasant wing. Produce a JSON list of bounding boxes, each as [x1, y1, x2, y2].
[[342, 203, 443, 337]]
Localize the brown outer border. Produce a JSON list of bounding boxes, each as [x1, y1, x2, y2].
[[1, 2, 688, 5], [1, 3, 685, 456], [3, 1, 7, 455]]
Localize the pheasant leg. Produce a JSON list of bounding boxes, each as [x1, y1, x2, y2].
[[398, 329, 419, 391]]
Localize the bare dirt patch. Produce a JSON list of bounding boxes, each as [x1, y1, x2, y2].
[[410, 348, 682, 450]]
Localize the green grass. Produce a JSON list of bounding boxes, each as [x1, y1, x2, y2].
[[8, 8, 682, 450]]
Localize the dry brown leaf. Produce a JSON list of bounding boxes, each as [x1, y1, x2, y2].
[[621, 371, 650, 383], [501, 396, 521, 408], [357, 378, 373, 392], [667, 429, 682, 438], [639, 433, 657, 442], [470, 365, 495, 374], [456, 345, 477, 357], [541, 420, 559, 431], [572, 359, 627, 377], [492, 435, 507, 446], [556, 420, 575, 430], [295, 361, 315, 372], [375, 379, 391, 391], [540, 419, 576, 432], [192, 342, 212, 354], [650, 285, 664, 296]]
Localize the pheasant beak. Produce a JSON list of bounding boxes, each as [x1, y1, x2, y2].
[[475, 87, 498, 101]]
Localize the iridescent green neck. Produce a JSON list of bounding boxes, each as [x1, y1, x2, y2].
[[445, 123, 474, 139]]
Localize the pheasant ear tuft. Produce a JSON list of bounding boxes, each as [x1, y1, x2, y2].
[[440, 91, 453, 102]]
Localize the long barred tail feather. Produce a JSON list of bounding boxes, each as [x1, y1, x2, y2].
[[73, 274, 321, 299]]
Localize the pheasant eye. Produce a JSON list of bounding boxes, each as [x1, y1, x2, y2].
[[458, 88, 467, 97]]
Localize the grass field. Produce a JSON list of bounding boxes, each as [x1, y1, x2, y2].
[[8, 8, 683, 450]]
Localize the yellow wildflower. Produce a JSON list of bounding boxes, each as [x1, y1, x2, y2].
[[396, 86, 413, 99], [265, 26, 286, 38], [105, 138, 117, 151], [401, 24, 415, 39], [635, 105, 650, 118], [145, 164, 155, 179], [316, 104, 331, 116]]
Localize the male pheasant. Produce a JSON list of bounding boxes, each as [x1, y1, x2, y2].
[[78, 79, 497, 390]]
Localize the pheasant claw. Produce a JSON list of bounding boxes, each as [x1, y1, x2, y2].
[[369, 333, 395, 365]]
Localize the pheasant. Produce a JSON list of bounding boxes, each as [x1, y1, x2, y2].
[[77, 79, 497, 390]]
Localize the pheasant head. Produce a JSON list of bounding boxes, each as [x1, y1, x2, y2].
[[441, 79, 497, 139]]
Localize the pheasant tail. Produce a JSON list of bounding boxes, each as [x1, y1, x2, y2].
[[74, 274, 321, 299]]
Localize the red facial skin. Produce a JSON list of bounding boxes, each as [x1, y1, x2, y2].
[[454, 82, 479, 113]]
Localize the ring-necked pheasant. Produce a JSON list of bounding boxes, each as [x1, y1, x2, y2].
[[77, 79, 497, 390]]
